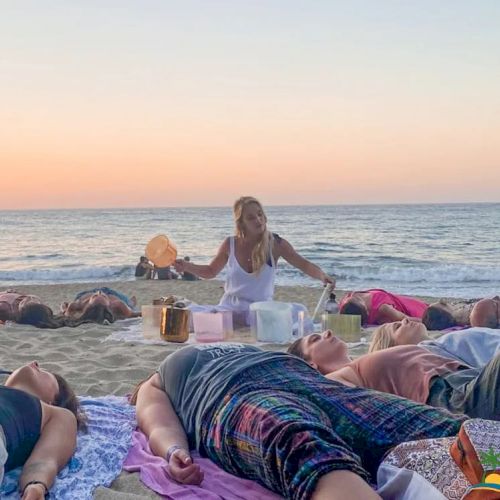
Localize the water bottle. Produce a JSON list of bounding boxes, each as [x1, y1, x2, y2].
[[324, 293, 339, 315]]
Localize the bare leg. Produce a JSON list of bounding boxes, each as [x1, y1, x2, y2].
[[312, 470, 381, 500]]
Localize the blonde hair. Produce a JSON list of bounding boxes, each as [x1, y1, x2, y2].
[[233, 196, 272, 274], [368, 324, 396, 353]]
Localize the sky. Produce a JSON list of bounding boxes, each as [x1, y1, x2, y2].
[[1, 1, 499, 209]]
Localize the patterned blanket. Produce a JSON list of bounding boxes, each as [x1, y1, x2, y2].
[[0, 396, 136, 499]]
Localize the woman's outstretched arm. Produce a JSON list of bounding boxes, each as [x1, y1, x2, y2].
[[136, 373, 204, 485], [20, 404, 77, 499], [376, 304, 422, 324], [277, 238, 335, 286], [173, 238, 230, 280]]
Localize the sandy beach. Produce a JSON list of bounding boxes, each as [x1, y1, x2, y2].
[[0, 280, 438, 499]]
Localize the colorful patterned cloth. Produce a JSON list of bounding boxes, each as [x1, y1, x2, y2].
[[382, 436, 470, 499], [199, 358, 465, 500]]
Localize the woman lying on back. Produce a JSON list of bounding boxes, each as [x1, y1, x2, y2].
[[339, 289, 428, 325], [369, 320, 500, 369], [1, 362, 86, 499], [0, 290, 46, 323], [422, 296, 500, 330], [60, 287, 139, 322], [0, 289, 124, 328], [131, 342, 464, 500], [289, 328, 500, 421]]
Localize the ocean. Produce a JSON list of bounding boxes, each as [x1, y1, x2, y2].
[[1, 203, 499, 299]]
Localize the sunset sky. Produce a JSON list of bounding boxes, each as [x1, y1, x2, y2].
[[1, 1, 499, 209]]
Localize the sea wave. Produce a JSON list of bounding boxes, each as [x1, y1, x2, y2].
[[0, 265, 133, 284], [334, 263, 500, 284], [0, 253, 67, 262]]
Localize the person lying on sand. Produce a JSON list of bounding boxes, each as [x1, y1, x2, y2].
[[0, 290, 45, 322], [422, 295, 500, 330], [0, 290, 92, 329], [369, 320, 500, 368], [288, 329, 500, 420], [0, 362, 86, 499], [0, 288, 126, 328], [60, 287, 140, 322], [338, 289, 428, 325], [130, 342, 464, 499]]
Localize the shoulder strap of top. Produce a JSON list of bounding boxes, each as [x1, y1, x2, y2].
[[268, 233, 276, 268], [229, 236, 235, 258]]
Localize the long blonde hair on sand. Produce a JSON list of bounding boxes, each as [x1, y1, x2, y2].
[[368, 324, 397, 353], [233, 196, 272, 274]]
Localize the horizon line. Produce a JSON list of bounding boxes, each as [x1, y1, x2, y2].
[[1, 200, 499, 212]]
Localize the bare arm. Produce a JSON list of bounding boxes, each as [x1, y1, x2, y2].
[[20, 404, 77, 499], [277, 238, 335, 286], [173, 239, 229, 280], [376, 304, 422, 324], [324, 366, 360, 387], [136, 374, 204, 485]]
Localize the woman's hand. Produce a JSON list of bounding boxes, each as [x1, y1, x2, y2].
[[167, 448, 204, 485], [21, 483, 46, 500], [322, 274, 336, 288]]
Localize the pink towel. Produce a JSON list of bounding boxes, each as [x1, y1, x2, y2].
[[123, 430, 282, 500]]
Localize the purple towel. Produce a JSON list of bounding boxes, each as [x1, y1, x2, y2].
[[123, 430, 282, 500]]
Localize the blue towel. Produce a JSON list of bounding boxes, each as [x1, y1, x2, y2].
[[1, 396, 136, 499]]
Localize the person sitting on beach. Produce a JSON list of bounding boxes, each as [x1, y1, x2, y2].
[[369, 320, 500, 368], [131, 342, 464, 499], [180, 256, 198, 281], [423, 296, 500, 330], [288, 329, 500, 420], [0, 362, 86, 498], [156, 266, 178, 280], [60, 287, 140, 322], [173, 196, 334, 326], [338, 288, 428, 325], [135, 256, 155, 280]]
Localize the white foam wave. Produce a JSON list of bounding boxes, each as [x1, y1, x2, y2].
[[336, 263, 500, 284], [0, 265, 132, 284]]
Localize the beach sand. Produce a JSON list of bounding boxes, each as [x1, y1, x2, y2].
[[0, 280, 437, 498]]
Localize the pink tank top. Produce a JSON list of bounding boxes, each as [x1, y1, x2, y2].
[[348, 345, 464, 403], [340, 289, 428, 324]]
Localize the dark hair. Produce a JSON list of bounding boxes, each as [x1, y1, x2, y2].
[[287, 338, 308, 361], [0, 302, 12, 322], [422, 305, 456, 330], [17, 303, 63, 328], [79, 303, 115, 324], [53, 373, 87, 432], [339, 301, 368, 324], [17, 302, 113, 329]]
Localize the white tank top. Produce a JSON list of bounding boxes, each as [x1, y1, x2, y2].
[[218, 236, 276, 311]]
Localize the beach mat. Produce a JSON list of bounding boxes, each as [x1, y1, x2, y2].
[[123, 430, 282, 500]]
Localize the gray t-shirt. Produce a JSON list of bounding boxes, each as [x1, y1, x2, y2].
[[420, 327, 500, 369], [158, 343, 291, 448]]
